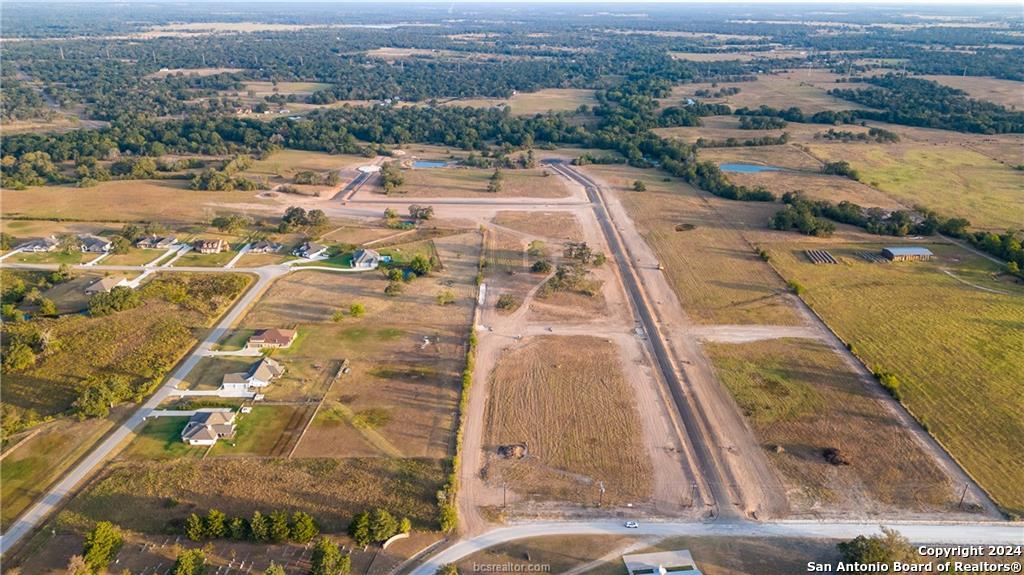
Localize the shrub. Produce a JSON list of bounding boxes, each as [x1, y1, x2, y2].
[[83, 521, 123, 574], [531, 260, 552, 273], [496, 294, 520, 310]]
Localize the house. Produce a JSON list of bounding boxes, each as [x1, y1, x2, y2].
[[78, 234, 112, 253], [194, 238, 226, 254], [292, 241, 327, 259], [136, 235, 177, 249], [17, 236, 59, 252], [85, 276, 129, 294], [249, 240, 281, 254], [622, 549, 703, 575], [181, 409, 237, 446], [220, 356, 285, 392], [246, 328, 297, 349], [351, 248, 381, 270], [881, 247, 934, 262]]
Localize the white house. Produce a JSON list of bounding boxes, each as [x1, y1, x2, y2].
[[220, 357, 285, 392], [351, 248, 381, 270], [181, 409, 237, 446]]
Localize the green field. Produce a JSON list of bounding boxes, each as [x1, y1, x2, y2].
[[11, 251, 85, 265], [121, 417, 205, 460], [769, 242, 1024, 515], [210, 406, 299, 456], [807, 144, 1024, 230]]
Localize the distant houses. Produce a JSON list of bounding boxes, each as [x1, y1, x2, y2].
[[136, 235, 178, 249], [220, 356, 285, 393], [84, 276, 130, 294], [249, 240, 281, 254], [293, 241, 327, 259], [882, 247, 934, 262], [17, 236, 59, 252], [181, 409, 237, 446], [351, 248, 381, 270], [246, 328, 297, 349], [194, 238, 226, 254]]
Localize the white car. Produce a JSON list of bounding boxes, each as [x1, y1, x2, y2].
[[624, 521, 639, 529]]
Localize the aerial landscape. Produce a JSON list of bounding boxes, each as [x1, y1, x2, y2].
[[0, 1, 1021, 574]]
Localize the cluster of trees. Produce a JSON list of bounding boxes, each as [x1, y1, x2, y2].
[[769, 197, 837, 237], [962, 229, 1024, 278], [184, 509, 319, 544], [380, 162, 404, 194], [771, 191, 954, 238], [738, 115, 787, 130], [294, 170, 341, 186], [381, 253, 434, 296], [408, 205, 434, 220], [212, 213, 255, 234], [347, 508, 411, 546], [829, 75, 1024, 134], [487, 169, 503, 193], [694, 86, 740, 98], [280, 206, 329, 232], [563, 241, 605, 265], [695, 132, 789, 148], [191, 155, 262, 191], [540, 263, 601, 297], [65, 521, 123, 575], [821, 160, 860, 181], [816, 127, 899, 143], [88, 285, 141, 317], [71, 374, 148, 419]]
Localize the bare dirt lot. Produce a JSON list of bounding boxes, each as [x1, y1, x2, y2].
[[492, 210, 584, 242], [483, 335, 653, 506]]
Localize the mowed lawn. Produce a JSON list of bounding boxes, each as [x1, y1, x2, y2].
[[484, 335, 652, 505], [595, 164, 803, 325], [121, 417, 206, 460], [769, 242, 1024, 515], [705, 338, 954, 513], [807, 143, 1024, 230]]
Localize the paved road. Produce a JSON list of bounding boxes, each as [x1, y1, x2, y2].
[[0, 266, 283, 555], [409, 520, 1024, 574], [547, 160, 738, 518]]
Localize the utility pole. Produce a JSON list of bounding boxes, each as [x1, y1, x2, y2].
[[958, 483, 968, 510], [598, 481, 605, 508]]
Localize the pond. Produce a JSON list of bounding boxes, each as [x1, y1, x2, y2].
[[718, 163, 783, 173], [412, 160, 448, 168]]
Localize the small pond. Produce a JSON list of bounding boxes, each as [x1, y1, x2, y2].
[[412, 160, 448, 168], [718, 163, 782, 173]]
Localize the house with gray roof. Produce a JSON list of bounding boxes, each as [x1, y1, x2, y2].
[[220, 356, 285, 392], [78, 234, 112, 253], [17, 236, 59, 252], [351, 248, 381, 269], [181, 409, 237, 446]]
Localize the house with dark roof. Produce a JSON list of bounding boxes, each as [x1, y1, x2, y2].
[[78, 234, 112, 253], [181, 409, 237, 446], [136, 235, 177, 249], [292, 241, 327, 259], [246, 328, 297, 349], [249, 240, 281, 254], [17, 236, 59, 252]]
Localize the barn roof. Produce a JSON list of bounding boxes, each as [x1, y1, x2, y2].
[[882, 247, 934, 257]]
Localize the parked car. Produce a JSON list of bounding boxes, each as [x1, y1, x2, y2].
[[624, 521, 639, 529]]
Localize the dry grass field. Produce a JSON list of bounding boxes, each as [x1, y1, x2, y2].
[[375, 167, 570, 199], [1, 179, 276, 223], [492, 211, 584, 241], [444, 88, 597, 115], [239, 233, 480, 459], [705, 338, 955, 514], [64, 457, 446, 533], [697, 144, 823, 171], [1, 414, 124, 529], [806, 143, 1024, 230], [483, 336, 652, 505], [240, 81, 332, 97], [670, 48, 808, 61], [458, 535, 638, 574], [921, 75, 1024, 108], [591, 164, 802, 325], [768, 242, 1024, 516], [723, 167, 908, 210], [146, 67, 244, 78]]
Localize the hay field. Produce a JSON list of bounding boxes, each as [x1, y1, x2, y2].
[[240, 81, 332, 97], [484, 336, 652, 505], [384, 167, 570, 199], [768, 242, 1024, 515], [591, 164, 802, 325], [706, 338, 954, 513], [698, 144, 823, 171], [444, 88, 597, 115], [670, 48, 808, 62], [146, 67, 243, 78], [1, 179, 275, 223], [921, 75, 1024, 108], [806, 144, 1024, 230]]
